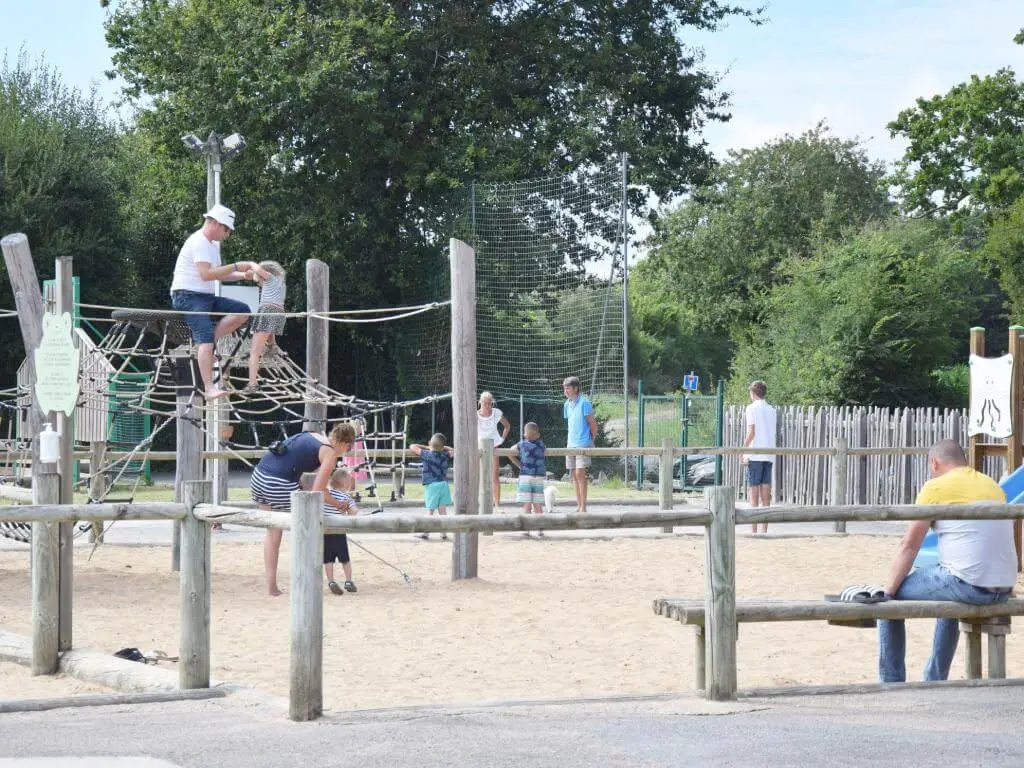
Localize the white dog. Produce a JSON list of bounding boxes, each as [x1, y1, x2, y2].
[[543, 485, 557, 514]]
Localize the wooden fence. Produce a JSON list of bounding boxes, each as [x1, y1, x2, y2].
[[722, 406, 1001, 505]]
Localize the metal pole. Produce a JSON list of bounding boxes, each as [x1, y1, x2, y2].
[[519, 394, 524, 441], [621, 152, 630, 484], [205, 133, 227, 503], [715, 379, 725, 485], [636, 379, 644, 490]]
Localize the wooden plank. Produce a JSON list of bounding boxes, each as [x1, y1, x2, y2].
[[304, 259, 329, 433], [654, 597, 1024, 624], [450, 239, 479, 580], [0, 688, 225, 714], [736, 502, 1024, 525], [0, 502, 186, 523], [30, 466, 60, 675], [289, 490, 323, 721], [193, 505, 713, 531], [964, 629, 982, 680], [180, 480, 212, 689], [704, 486, 736, 700], [989, 634, 1007, 679]]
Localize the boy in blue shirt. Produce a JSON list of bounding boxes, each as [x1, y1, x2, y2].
[[514, 422, 547, 533], [410, 433, 454, 540], [562, 376, 597, 513]]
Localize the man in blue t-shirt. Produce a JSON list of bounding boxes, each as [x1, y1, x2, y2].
[[562, 376, 597, 513]]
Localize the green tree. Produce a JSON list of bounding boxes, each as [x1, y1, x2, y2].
[[101, 0, 761, 398], [729, 219, 997, 406], [981, 195, 1024, 320], [888, 68, 1024, 217], [0, 52, 130, 379], [642, 124, 890, 334]]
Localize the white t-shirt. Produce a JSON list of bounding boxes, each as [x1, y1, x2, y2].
[[170, 230, 221, 294], [936, 518, 1017, 588], [477, 407, 505, 447], [744, 399, 777, 463]]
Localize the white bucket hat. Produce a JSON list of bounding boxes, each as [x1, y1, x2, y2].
[[203, 203, 236, 231]]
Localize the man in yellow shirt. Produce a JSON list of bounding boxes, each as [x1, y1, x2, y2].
[[879, 439, 1016, 682]]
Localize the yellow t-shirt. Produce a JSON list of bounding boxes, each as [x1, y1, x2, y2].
[[915, 466, 1005, 506], [915, 466, 1015, 588]]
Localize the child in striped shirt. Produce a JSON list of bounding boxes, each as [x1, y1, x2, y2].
[[244, 260, 286, 394], [303, 467, 359, 596]]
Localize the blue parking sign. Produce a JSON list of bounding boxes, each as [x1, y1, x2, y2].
[[683, 373, 699, 391]]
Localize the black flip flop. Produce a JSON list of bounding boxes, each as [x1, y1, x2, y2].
[[328, 580, 344, 596]]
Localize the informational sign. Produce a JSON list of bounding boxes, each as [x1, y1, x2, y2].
[[34, 312, 80, 417], [682, 372, 699, 392], [968, 353, 1013, 438]]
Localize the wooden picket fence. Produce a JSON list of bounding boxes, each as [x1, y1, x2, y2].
[[722, 406, 1003, 505]]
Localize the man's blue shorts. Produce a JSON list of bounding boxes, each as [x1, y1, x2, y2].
[[746, 460, 773, 487], [171, 290, 250, 345]]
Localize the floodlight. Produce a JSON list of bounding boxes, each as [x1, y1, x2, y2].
[[181, 133, 204, 154], [221, 133, 247, 157]]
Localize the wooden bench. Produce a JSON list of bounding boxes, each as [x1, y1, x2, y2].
[[653, 597, 1024, 691]]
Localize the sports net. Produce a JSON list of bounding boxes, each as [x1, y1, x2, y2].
[[470, 163, 627, 405]]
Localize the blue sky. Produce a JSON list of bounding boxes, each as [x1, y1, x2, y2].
[[1, 0, 1022, 166]]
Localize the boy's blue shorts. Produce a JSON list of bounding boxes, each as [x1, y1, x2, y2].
[[424, 480, 453, 511]]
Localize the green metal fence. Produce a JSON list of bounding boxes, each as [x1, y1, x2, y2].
[[636, 379, 724, 490]]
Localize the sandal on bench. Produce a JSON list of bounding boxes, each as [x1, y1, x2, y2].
[[825, 585, 889, 603]]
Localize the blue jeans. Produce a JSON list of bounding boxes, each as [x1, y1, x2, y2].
[[171, 290, 250, 345], [878, 565, 1009, 682]]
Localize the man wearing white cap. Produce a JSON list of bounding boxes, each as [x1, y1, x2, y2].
[[170, 204, 266, 399]]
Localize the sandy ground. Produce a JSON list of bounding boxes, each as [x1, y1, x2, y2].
[[1, 533, 1022, 710], [0, 661, 111, 700]]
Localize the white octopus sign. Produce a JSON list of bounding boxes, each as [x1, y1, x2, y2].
[[968, 353, 1013, 438]]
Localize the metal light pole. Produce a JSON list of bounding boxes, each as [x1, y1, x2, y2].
[[182, 130, 247, 504]]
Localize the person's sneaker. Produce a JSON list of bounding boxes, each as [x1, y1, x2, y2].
[[417, 532, 430, 540], [441, 533, 449, 541], [242, 383, 259, 395], [328, 581, 344, 596], [344, 580, 357, 593]]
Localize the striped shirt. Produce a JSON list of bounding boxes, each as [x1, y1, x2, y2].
[[324, 488, 357, 516], [259, 273, 286, 309]]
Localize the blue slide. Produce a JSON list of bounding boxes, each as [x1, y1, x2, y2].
[[913, 463, 1024, 569]]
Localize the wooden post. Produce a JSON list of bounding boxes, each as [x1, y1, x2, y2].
[[855, 409, 868, 505], [174, 391, 203, 572], [988, 630, 1008, 679], [964, 627, 982, 680], [450, 239, 479, 580], [31, 464, 60, 675], [833, 437, 848, 534], [704, 486, 737, 700], [693, 626, 705, 690], [179, 480, 212, 689], [660, 437, 673, 533], [0, 233, 46, 471], [88, 441, 106, 543], [1009, 326, 1023, 570], [207, 400, 229, 505], [479, 438, 493, 535], [968, 327, 985, 472], [304, 259, 329, 433], [289, 490, 323, 721], [55, 256, 74, 652]]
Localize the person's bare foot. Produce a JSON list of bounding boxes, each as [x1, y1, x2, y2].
[[204, 388, 228, 400], [268, 586, 282, 597]]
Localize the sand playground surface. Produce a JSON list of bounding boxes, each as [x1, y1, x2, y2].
[[2, 531, 1023, 710]]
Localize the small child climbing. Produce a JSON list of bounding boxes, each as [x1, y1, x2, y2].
[[409, 433, 454, 541], [245, 260, 287, 394]]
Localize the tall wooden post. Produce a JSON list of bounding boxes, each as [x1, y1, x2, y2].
[[450, 239, 479, 580], [479, 437, 493, 535], [55, 256, 74, 651], [1008, 326, 1023, 569], [174, 390, 203, 572], [290, 490, 323, 721], [660, 437, 674, 533], [180, 480, 212, 689], [832, 437, 848, 534], [304, 260, 329, 433], [88, 441, 106, 542], [968, 327, 985, 472], [704, 486, 737, 700], [31, 464, 60, 675]]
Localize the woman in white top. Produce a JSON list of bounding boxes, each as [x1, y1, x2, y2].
[[477, 391, 511, 507]]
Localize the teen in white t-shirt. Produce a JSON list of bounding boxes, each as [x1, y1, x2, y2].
[[477, 391, 511, 507], [743, 380, 777, 534]]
